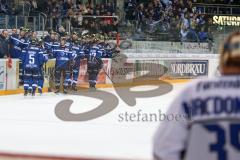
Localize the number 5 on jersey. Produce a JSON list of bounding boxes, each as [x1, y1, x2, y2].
[[29, 54, 35, 64]]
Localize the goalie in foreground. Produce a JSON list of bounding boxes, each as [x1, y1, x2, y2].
[[153, 32, 240, 160]]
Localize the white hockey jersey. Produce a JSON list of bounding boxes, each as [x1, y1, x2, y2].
[[153, 76, 240, 160]]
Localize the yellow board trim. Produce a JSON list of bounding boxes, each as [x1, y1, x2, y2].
[[0, 79, 191, 96], [0, 88, 49, 96]]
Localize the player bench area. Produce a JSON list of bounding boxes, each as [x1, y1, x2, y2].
[[0, 54, 219, 96]]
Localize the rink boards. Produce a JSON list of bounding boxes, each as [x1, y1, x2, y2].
[[0, 54, 219, 95]]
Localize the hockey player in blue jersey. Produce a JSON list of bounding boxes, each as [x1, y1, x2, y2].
[[21, 38, 45, 96], [91, 34, 113, 58], [24, 28, 32, 42], [11, 28, 18, 36], [69, 32, 85, 91], [9, 27, 29, 58], [100, 41, 114, 58], [96, 35, 111, 58], [9, 27, 30, 85], [86, 38, 103, 91], [52, 37, 75, 94], [64, 32, 71, 48], [37, 39, 48, 94], [44, 31, 59, 57]]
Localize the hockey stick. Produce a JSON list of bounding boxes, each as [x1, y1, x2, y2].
[[93, 57, 115, 84]]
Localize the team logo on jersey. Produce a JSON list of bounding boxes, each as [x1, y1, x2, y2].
[[60, 52, 65, 56]]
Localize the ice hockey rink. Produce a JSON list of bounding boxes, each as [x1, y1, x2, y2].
[[0, 83, 187, 160]]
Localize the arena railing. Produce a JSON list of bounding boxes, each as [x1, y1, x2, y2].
[[193, 3, 240, 15], [43, 14, 214, 42], [0, 14, 46, 31]]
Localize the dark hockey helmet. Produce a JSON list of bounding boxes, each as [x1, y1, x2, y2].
[[72, 31, 78, 36], [30, 38, 38, 46], [72, 32, 79, 42], [22, 27, 29, 32], [48, 29, 54, 34], [63, 32, 69, 37]]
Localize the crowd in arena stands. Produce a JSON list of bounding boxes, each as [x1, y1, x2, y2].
[[193, 0, 240, 4], [2, 0, 240, 43], [124, 0, 214, 42], [39, 0, 118, 36]]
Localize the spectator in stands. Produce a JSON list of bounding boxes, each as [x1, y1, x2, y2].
[[11, 28, 17, 36], [185, 13, 199, 42], [180, 25, 189, 42], [194, 0, 240, 4], [51, 7, 61, 31], [88, 21, 98, 34], [0, 30, 8, 58], [0, 0, 10, 14], [63, 0, 73, 16], [169, 15, 181, 41], [136, 3, 145, 32], [58, 25, 66, 37], [198, 27, 208, 42], [187, 27, 199, 42], [152, 0, 162, 21], [40, 0, 118, 37], [206, 27, 213, 42], [105, 2, 115, 14], [124, 0, 137, 25], [181, 13, 190, 30], [125, 0, 214, 42], [28, 0, 38, 11], [162, 0, 171, 6]]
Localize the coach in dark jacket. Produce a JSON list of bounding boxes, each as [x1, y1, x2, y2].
[[0, 30, 9, 58]]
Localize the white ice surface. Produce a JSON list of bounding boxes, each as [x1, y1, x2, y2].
[[0, 84, 186, 160]]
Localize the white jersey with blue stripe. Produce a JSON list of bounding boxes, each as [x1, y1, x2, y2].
[[153, 76, 240, 160]]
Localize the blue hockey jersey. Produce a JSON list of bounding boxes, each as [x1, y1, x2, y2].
[[40, 48, 49, 64], [52, 46, 74, 69], [44, 40, 59, 53], [21, 46, 45, 69], [86, 44, 103, 62], [71, 43, 85, 60], [9, 35, 29, 58], [99, 43, 113, 58]]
